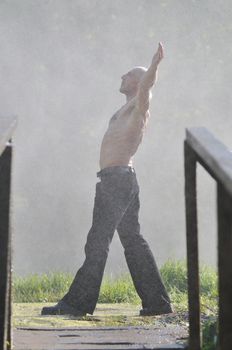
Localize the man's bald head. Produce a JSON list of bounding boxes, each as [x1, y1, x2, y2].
[[120, 66, 147, 97], [129, 66, 148, 82]]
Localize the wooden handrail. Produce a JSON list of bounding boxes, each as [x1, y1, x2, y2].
[[186, 127, 232, 196], [185, 127, 232, 350], [0, 116, 17, 350]]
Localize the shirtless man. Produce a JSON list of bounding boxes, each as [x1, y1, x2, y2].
[[42, 43, 173, 317]]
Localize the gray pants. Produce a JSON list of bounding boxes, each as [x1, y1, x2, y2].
[[62, 166, 171, 314]]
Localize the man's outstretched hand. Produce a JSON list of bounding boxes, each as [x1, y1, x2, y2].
[[136, 42, 164, 111], [152, 42, 164, 67]]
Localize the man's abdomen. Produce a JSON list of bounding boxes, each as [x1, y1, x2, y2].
[[99, 135, 142, 169], [99, 117, 145, 170]]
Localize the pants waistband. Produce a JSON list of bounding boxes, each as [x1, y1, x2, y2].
[[97, 166, 135, 178]]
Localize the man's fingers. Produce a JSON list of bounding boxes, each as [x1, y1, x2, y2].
[[158, 42, 164, 59], [152, 42, 164, 65]]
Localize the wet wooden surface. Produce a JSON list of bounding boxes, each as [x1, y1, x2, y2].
[[14, 325, 187, 350], [13, 304, 188, 349]]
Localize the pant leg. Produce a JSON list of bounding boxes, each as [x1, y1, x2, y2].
[[117, 190, 171, 311], [62, 173, 136, 314]]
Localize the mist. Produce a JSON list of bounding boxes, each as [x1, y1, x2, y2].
[[0, 0, 231, 275]]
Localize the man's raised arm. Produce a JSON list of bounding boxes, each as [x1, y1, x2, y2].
[[136, 42, 164, 114]]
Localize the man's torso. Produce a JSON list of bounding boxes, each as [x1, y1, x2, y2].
[[99, 98, 149, 169]]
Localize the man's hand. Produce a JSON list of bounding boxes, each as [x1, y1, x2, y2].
[[152, 42, 164, 68]]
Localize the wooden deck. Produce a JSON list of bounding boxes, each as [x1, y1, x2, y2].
[[14, 325, 187, 350], [13, 304, 188, 349]]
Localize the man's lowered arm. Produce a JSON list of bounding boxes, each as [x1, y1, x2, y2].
[[136, 42, 164, 114]]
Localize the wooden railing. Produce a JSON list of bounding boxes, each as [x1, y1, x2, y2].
[[0, 117, 17, 350], [184, 127, 232, 350]]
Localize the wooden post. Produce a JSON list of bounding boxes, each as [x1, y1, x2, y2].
[[0, 144, 12, 350], [217, 183, 232, 350], [184, 141, 201, 350]]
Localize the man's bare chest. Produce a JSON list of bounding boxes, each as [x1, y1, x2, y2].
[[109, 103, 136, 127]]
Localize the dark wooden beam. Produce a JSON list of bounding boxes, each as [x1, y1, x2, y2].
[[185, 127, 232, 350], [217, 184, 232, 350], [184, 141, 201, 350], [186, 127, 232, 197], [0, 144, 13, 350]]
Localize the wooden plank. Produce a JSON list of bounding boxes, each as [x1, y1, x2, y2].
[[184, 141, 201, 350], [186, 127, 232, 196], [13, 326, 188, 350], [0, 117, 17, 350], [0, 144, 13, 350], [217, 184, 232, 350]]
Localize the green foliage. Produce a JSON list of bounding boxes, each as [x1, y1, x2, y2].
[[13, 272, 73, 303], [13, 260, 218, 310], [200, 265, 218, 297], [99, 274, 140, 304], [160, 260, 218, 313], [161, 260, 217, 295], [202, 319, 218, 350], [160, 260, 188, 293]]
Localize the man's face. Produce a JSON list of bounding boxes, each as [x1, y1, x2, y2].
[[119, 70, 139, 94]]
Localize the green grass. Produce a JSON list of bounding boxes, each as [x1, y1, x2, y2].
[[160, 260, 218, 314], [13, 260, 218, 315], [13, 272, 74, 303], [98, 274, 140, 304], [13, 272, 140, 304], [202, 319, 218, 350], [160, 260, 218, 296]]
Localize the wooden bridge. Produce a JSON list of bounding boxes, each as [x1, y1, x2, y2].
[[13, 325, 187, 350], [0, 117, 232, 349]]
